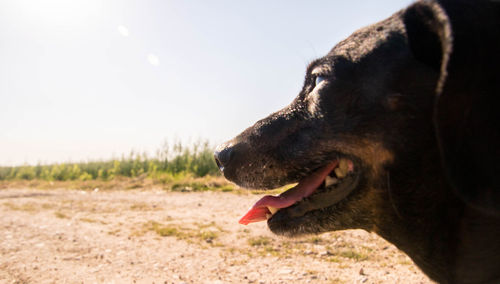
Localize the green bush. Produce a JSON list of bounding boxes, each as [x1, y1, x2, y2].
[[0, 139, 220, 182], [15, 166, 36, 180], [79, 172, 93, 181]]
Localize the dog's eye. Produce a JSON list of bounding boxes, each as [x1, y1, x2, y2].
[[314, 76, 325, 87]]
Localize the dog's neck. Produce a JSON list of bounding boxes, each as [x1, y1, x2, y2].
[[374, 177, 454, 281], [374, 165, 500, 283], [452, 208, 500, 283]]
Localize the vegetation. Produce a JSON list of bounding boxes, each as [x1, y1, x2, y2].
[[146, 221, 222, 245], [0, 140, 219, 182]]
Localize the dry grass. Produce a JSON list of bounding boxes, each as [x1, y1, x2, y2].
[[248, 236, 271, 247], [3, 202, 39, 212], [54, 211, 68, 219], [79, 217, 98, 223], [0, 176, 237, 193], [144, 221, 222, 246], [0, 176, 296, 197]]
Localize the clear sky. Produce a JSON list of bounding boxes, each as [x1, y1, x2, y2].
[[0, 0, 413, 166]]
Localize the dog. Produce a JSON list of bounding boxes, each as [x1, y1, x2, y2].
[[215, 0, 500, 283]]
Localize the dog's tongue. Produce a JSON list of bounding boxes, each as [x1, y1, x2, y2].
[[238, 162, 337, 225]]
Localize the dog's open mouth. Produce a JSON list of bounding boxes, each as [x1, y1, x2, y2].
[[239, 158, 358, 225]]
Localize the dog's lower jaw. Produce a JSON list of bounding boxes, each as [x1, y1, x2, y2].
[[267, 205, 372, 237], [267, 177, 373, 236]]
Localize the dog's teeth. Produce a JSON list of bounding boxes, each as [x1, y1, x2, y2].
[[339, 159, 349, 172], [268, 206, 279, 215], [334, 159, 351, 178], [335, 168, 346, 179], [325, 176, 338, 187]]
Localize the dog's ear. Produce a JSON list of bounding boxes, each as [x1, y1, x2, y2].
[[404, 1, 500, 215], [403, 1, 451, 74]]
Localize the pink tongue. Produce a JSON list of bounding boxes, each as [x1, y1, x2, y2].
[[238, 161, 338, 225]]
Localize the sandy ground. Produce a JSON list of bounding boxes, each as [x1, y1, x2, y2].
[[0, 188, 433, 284]]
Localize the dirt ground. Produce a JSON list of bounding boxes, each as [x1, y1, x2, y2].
[[0, 188, 432, 284]]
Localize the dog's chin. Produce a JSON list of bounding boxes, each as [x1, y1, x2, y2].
[[267, 167, 361, 236]]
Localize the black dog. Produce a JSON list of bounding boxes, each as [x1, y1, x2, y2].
[[215, 0, 500, 283]]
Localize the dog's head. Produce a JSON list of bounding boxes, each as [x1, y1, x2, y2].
[[216, 0, 499, 237], [215, 3, 447, 236]]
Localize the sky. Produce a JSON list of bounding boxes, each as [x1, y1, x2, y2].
[[0, 0, 413, 166]]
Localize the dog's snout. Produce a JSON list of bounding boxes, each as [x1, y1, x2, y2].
[[214, 144, 234, 172]]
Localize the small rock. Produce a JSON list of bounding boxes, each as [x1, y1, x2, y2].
[[181, 186, 192, 192], [303, 250, 314, 255], [359, 268, 366, 275], [319, 250, 333, 256], [278, 268, 294, 274]]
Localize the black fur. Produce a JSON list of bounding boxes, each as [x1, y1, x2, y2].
[[215, 0, 500, 283]]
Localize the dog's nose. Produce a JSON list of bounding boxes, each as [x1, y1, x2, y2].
[[214, 144, 234, 172]]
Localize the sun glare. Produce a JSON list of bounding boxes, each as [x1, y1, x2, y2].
[[117, 25, 130, 37], [147, 53, 160, 66]]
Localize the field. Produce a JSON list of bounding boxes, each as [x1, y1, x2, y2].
[[0, 140, 219, 183], [0, 181, 432, 284]]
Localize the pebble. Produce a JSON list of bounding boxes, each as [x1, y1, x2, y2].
[[278, 268, 294, 274], [318, 250, 333, 256]]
